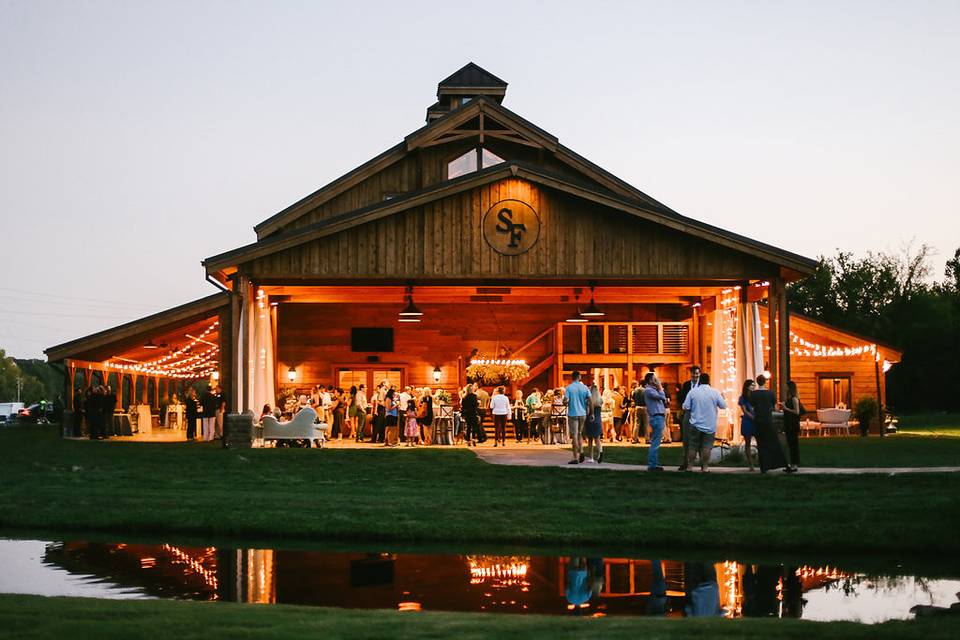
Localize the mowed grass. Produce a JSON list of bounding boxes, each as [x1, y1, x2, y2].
[[897, 412, 960, 437], [1, 425, 959, 554], [2, 595, 958, 640]]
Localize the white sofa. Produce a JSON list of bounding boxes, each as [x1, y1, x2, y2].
[[816, 408, 852, 436], [262, 407, 328, 447]]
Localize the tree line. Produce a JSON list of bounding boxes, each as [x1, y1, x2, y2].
[[788, 245, 960, 412]]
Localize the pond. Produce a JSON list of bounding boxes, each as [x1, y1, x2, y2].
[[1, 537, 958, 623]]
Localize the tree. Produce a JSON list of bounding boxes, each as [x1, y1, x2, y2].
[[788, 244, 960, 412]]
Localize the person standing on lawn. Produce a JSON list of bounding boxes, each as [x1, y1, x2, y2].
[[750, 374, 791, 473], [584, 382, 604, 463], [564, 370, 590, 464], [780, 380, 802, 471], [680, 373, 726, 472], [676, 365, 702, 470], [643, 372, 668, 471], [199, 385, 219, 441], [738, 379, 758, 472]]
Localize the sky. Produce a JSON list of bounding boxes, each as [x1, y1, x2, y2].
[[1, 0, 958, 359]]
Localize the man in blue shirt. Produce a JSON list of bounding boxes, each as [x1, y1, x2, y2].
[[681, 373, 727, 472], [564, 370, 590, 464]]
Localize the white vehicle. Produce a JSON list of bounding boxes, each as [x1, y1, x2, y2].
[[0, 402, 26, 423]]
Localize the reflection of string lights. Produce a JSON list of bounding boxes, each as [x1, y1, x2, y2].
[[794, 565, 852, 582], [161, 544, 219, 595], [467, 556, 530, 588], [721, 561, 743, 618]]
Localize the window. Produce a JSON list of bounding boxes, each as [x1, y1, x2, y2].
[[817, 375, 852, 409], [446, 147, 504, 179]]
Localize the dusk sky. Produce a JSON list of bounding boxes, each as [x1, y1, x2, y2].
[[1, 0, 958, 359]]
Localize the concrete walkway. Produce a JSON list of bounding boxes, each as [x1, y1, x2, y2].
[[471, 447, 960, 475]]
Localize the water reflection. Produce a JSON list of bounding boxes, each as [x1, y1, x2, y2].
[[0, 540, 954, 622]]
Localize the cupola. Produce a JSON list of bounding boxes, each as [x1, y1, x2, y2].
[[426, 62, 508, 123]]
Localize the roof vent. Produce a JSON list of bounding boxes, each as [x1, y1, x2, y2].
[[426, 62, 508, 123]]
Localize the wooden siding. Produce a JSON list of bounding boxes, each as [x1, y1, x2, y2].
[[249, 178, 777, 281], [791, 355, 885, 412]]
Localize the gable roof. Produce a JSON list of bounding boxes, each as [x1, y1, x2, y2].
[[205, 161, 817, 277], [45, 293, 228, 363], [254, 96, 674, 239], [438, 62, 508, 89]]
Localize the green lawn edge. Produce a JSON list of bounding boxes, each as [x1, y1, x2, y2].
[[1, 594, 958, 640]]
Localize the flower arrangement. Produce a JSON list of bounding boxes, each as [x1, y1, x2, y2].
[[466, 358, 530, 384], [435, 389, 452, 404]]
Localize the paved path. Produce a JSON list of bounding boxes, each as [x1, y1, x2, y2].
[[471, 447, 960, 475]]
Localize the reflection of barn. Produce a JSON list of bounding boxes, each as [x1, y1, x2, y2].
[[41, 541, 850, 618]]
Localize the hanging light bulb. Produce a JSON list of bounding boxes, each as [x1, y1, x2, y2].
[[580, 285, 605, 317]]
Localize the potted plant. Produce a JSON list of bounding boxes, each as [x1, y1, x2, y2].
[[853, 397, 880, 437]]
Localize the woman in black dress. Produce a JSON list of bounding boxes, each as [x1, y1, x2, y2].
[[750, 375, 791, 473], [781, 380, 801, 471]]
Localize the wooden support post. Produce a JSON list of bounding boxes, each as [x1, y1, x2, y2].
[[766, 282, 779, 399], [219, 303, 235, 412], [238, 275, 252, 413], [775, 275, 790, 402], [232, 283, 243, 414]]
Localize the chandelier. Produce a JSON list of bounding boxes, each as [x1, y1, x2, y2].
[[466, 357, 529, 384]]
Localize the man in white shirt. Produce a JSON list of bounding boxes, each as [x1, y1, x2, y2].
[[681, 373, 727, 472]]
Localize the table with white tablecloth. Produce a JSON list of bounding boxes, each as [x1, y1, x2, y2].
[[165, 404, 184, 429], [136, 405, 153, 435]]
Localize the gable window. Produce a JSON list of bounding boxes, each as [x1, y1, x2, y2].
[[447, 147, 504, 179], [817, 375, 852, 409]]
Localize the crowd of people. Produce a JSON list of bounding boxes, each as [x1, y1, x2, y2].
[[69, 383, 227, 442], [259, 366, 804, 472]]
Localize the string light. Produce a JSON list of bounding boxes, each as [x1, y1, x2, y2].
[[103, 320, 221, 378]]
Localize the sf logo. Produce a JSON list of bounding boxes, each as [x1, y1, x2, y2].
[[494, 208, 526, 248]]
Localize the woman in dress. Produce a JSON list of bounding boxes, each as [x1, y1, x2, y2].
[[346, 385, 359, 440], [326, 389, 341, 439], [584, 382, 604, 463], [750, 374, 792, 473], [780, 380, 801, 471], [384, 388, 399, 447], [418, 387, 434, 445], [404, 398, 420, 446], [738, 379, 757, 472], [512, 389, 527, 442]]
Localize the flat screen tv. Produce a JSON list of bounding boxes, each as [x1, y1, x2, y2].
[[351, 328, 394, 352]]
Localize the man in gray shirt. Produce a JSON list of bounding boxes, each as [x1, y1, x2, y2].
[[680, 373, 727, 472]]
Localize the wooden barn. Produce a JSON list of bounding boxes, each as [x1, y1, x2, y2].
[[44, 63, 899, 434]]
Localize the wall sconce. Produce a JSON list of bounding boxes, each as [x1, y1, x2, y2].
[[433, 367, 442, 383], [287, 367, 297, 382], [211, 371, 220, 381]]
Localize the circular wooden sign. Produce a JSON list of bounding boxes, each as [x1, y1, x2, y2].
[[482, 199, 541, 256]]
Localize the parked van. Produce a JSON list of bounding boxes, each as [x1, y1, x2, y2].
[[0, 402, 26, 424]]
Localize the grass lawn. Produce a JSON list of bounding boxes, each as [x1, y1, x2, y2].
[[1, 425, 959, 554], [2, 595, 958, 640], [897, 412, 960, 437]]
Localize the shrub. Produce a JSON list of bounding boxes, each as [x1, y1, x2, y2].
[[854, 397, 880, 429]]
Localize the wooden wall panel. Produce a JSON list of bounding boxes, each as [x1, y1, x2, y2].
[[249, 178, 777, 281], [790, 356, 884, 411]]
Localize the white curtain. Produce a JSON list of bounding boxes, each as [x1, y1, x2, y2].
[[250, 294, 276, 415], [736, 302, 764, 385]]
